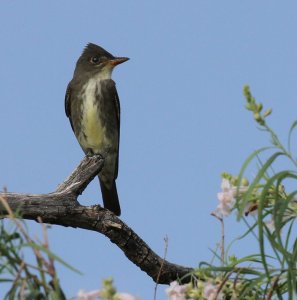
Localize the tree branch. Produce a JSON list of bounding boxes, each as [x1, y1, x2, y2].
[[0, 156, 193, 284]]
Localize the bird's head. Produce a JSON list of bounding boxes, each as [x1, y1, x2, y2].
[[74, 43, 129, 80]]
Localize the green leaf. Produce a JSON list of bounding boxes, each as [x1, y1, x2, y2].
[[288, 120, 297, 154], [23, 243, 82, 275], [237, 151, 283, 219]]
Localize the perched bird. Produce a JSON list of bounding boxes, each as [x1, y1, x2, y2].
[[65, 43, 129, 216]]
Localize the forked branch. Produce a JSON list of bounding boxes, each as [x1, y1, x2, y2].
[[0, 155, 193, 284]]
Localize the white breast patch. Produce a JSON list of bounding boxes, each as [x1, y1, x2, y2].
[[79, 78, 106, 152]]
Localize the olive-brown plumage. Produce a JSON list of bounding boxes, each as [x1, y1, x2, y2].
[[65, 43, 129, 216]]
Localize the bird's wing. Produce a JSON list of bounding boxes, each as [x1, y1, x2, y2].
[[105, 80, 121, 178], [65, 82, 74, 131]]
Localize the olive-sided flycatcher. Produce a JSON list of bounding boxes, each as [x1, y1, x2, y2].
[[65, 43, 129, 216]]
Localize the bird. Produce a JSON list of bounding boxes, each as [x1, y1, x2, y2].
[[65, 43, 129, 216]]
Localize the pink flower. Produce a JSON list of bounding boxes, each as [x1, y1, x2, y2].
[[215, 179, 236, 217], [77, 289, 102, 300], [116, 293, 139, 300], [214, 178, 248, 217], [203, 282, 222, 300], [165, 281, 188, 300]]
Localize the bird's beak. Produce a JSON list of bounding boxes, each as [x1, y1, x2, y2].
[[109, 57, 129, 66]]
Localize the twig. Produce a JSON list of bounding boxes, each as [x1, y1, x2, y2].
[[211, 212, 225, 264], [232, 270, 241, 300], [214, 272, 232, 299], [37, 217, 56, 277], [9, 261, 26, 299], [265, 273, 282, 300], [154, 235, 169, 300]]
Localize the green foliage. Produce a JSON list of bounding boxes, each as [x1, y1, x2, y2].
[[173, 86, 297, 299], [0, 202, 78, 300], [237, 86, 297, 298]]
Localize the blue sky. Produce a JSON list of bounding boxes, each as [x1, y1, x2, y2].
[[0, 1, 297, 299]]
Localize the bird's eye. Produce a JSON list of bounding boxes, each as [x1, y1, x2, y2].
[[90, 56, 100, 64]]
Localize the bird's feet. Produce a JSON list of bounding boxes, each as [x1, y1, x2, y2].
[[85, 149, 103, 160], [86, 149, 94, 157]]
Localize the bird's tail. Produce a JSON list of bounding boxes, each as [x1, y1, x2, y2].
[[99, 177, 121, 216]]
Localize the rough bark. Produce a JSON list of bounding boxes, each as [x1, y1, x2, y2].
[[0, 155, 193, 284]]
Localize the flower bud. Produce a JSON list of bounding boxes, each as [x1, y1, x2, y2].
[[254, 112, 265, 125], [241, 178, 249, 186], [263, 108, 272, 117], [257, 103, 263, 112]]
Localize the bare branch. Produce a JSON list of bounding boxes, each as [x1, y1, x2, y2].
[[0, 156, 193, 284]]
